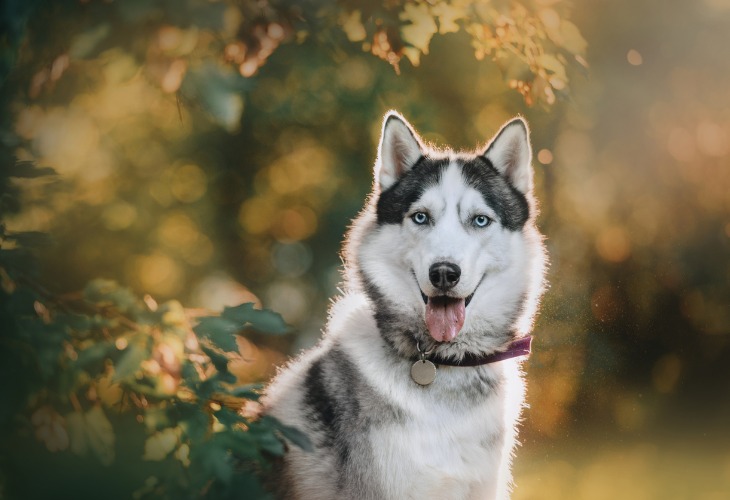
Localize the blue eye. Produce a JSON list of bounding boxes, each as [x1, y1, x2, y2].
[[412, 212, 429, 225], [473, 215, 492, 228]]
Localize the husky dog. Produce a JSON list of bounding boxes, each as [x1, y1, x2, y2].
[[263, 111, 546, 500]]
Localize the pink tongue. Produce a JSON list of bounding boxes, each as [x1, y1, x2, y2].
[[425, 297, 466, 342]]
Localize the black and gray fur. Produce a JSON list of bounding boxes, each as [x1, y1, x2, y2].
[[263, 111, 546, 500]]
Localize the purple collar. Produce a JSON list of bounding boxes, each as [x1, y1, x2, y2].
[[427, 335, 532, 367]]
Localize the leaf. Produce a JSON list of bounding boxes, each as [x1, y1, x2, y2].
[[193, 317, 240, 352], [96, 372, 123, 407], [113, 340, 150, 382], [7, 161, 56, 178], [399, 3, 438, 54], [75, 341, 115, 368], [201, 344, 230, 373], [249, 416, 285, 456], [214, 407, 246, 428], [194, 441, 234, 484], [66, 406, 115, 465], [83, 279, 138, 313], [272, 419, 313, 452], [221, 303, 289, 335], [69, 23, 111, 59], [175, 402, 210, 440], [402, 47, 422, 67], [229, 470, 273, 500], [5, 231, 52, 247], [536, 54, 567, 80], [432, 2, 466, 34], [230, 383, 263, 401], [143, 427, 179, 461], [181, 61, 248, 132], [340, 10, 367, 42], [559, 20, 587, 55]]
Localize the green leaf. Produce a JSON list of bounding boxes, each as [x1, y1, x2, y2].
[[175, 402, 210, 441], [75, 340, 115, 368], [201, 344, 230, 373], [193, 440, 234, 484], [181, 61, 248, 131], [69, 23, 111, 59], [248, 417, 286, 456], [221, 303, 289, 335], [229, 383, 263, 401], [272, 419, 313, 452], [143, 427, 179, 461], [113, 340, 150, 382], [7, 161, 56, 178], [194, 317, 240, 352], [83, 279, 139, 313], [229, 470, 273, 500], [5, 231, 52, 247], [214, 407, 246, 428], [66, 406, 116, 466]]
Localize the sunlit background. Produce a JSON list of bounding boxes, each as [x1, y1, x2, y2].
[[2, 0, 730, 498]]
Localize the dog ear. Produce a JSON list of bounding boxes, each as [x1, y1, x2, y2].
[[483, 118, 533, 194], [376, 111, 424, 190]]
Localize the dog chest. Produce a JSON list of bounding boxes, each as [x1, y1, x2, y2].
[[368, 400, 505, 499]]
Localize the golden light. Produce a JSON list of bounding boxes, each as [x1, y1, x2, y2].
[[238, 197, 276, 234], [537, 148, 553, 165], [130, 253, 184, 297], [170, 164, 207, 203], [595, 225, 632, 263], [667, 127, 696, 162], [627, 49, 643, 66], [274, 206, 318, 242], [696, 121, 728, 157], [160, 59, 187, 93], [102, 201, 138, 230]]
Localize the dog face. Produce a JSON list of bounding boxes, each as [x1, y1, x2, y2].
[[352, 112, 544, 355]]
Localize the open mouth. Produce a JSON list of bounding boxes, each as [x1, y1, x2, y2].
[[420, 291, 475, 307], [418, 276, 483, 343]]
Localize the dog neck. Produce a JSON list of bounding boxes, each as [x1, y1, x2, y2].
[[418, 335, 532, 367]]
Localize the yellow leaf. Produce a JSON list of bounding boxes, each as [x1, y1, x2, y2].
[[402, 47, 422, 67], [559, 20, 587, 55], [96, 373, 122, 408], [400, 3, 437, 54], [340, 10, 367, 43], [66, 411, 88, 457], [66, 406, 115, 466], [160, 300, 186, 327], [143, 427, 180, 461], [175, 442, 191, 467], [432, 2, 467, 34], [537, 54, 567, 81], [86, 406, 115, 465]]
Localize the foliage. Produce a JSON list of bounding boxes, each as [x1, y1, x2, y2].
[[0, 212, 305, 498], [7, 0, 586, 131]]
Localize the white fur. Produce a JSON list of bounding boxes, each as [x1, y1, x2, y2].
[[483, 118, 533, 194], [376, 111, 425, 190], [263, 113, 546, 500]]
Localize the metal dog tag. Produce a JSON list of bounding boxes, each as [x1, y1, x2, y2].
[[411, 359, 436, 386]]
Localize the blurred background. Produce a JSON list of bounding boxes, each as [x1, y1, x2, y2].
[[1, 0, 729, 498]]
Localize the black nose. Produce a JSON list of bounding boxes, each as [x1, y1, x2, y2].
[[429, 262, 461, 291]]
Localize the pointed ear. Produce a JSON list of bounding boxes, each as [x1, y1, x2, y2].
[[483, 118, 534, 194], [375, 111, 424, 190]]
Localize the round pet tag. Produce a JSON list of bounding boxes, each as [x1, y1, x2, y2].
[[411, 359, 436, 386]]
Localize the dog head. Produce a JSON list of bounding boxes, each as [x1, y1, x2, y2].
[[347, 111, 546, 358]]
